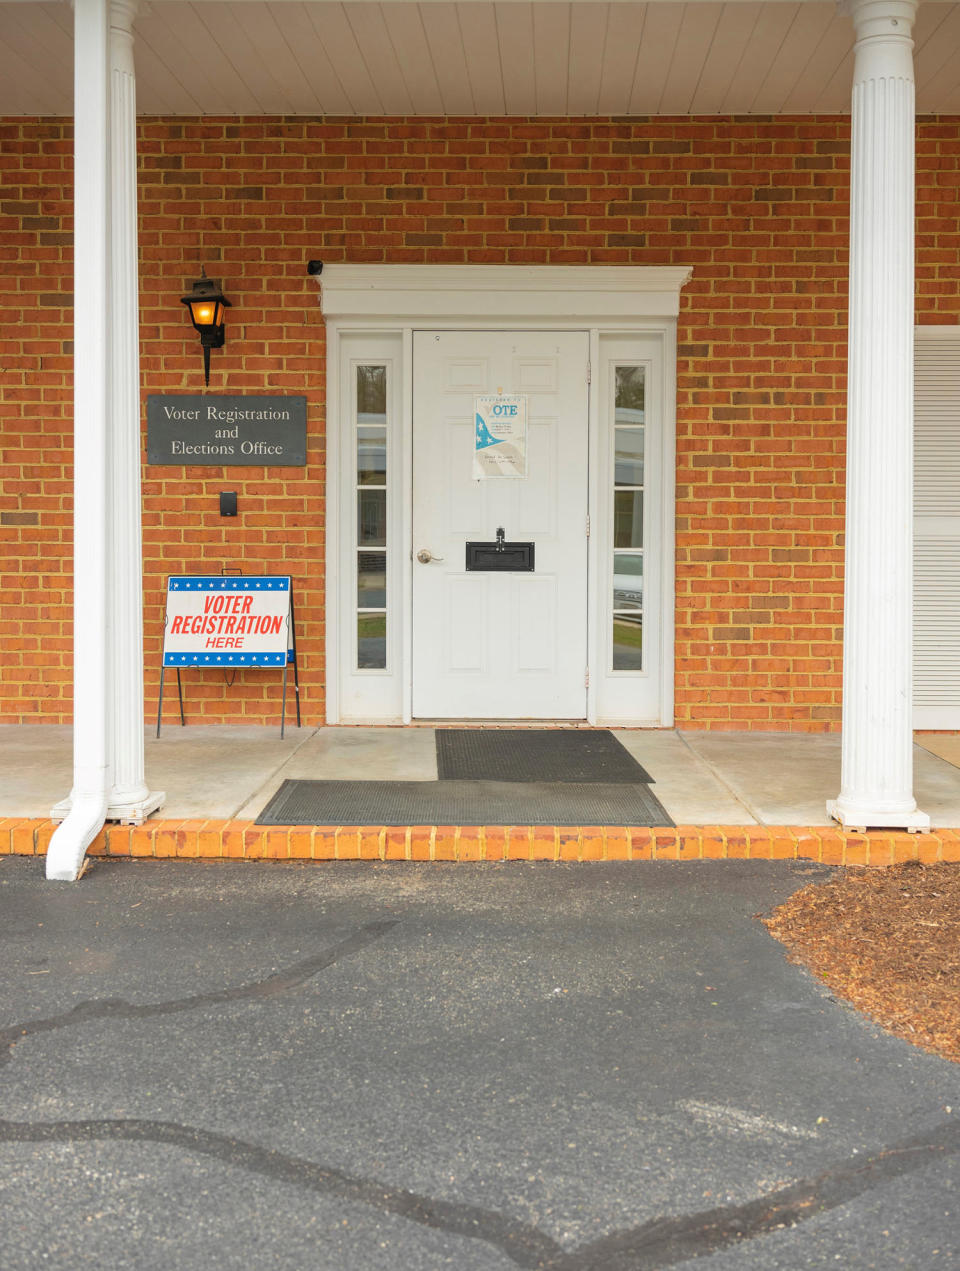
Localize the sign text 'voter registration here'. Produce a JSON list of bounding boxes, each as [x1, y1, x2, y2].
[[162, 576, 292, 667]]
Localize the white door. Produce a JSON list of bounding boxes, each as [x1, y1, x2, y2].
[[412, 330, 589, 718]]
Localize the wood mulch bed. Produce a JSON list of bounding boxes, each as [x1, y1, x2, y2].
[[764, 862, 960, 1064]]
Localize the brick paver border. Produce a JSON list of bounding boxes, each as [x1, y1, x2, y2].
[[3, 820, 959, 867]]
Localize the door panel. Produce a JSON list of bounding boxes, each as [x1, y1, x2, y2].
[[412, 330, 589, 718]]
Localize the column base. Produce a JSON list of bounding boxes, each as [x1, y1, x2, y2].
[[51, 789, 166, 826], [826, 798, 930, 834]]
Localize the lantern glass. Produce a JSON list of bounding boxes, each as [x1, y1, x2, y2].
[[190, 299, 218, 327]]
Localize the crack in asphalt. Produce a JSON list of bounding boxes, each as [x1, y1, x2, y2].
[[557, 1118, 960, 1268], [4, 915, 958, 1264], [0, 1117, 560, 1268], [0, 920, 397, 1068], [1, 1115, 958, 1268]]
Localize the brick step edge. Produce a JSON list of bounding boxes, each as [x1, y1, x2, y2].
[[2, 820, 960, 866]]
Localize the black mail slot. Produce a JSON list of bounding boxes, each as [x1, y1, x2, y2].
[[465, 541, 535, 572]]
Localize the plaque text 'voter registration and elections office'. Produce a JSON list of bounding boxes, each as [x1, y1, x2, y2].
[[147, 394, 307, 466]]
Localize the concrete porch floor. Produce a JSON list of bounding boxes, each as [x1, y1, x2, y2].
[[4, 724, 960, 829]]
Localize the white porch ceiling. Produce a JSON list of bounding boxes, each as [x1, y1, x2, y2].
[[2, 0, 960, 117]]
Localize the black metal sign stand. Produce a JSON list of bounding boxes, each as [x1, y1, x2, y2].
[[281, 588, 302, 740], [155, 666, 187, 736], [156, 574, 302, 738]]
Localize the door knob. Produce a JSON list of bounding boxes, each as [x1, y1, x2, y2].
[[417, 548, 444, 563]]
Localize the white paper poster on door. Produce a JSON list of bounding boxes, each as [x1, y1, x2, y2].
[[473, 394, 527, 479]]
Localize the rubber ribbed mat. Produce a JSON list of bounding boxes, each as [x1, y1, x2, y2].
[[256, 779, 673, 827], [435, 729, 653, 784]]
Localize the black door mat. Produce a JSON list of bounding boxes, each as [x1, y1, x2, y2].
[[435, 729, 653, 784], [256, 779, 673, 828]]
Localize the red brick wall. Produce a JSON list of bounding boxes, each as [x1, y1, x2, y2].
[[1, 116, 958, 729]]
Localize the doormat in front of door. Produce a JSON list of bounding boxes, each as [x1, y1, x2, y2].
[[256, 779, 673, 828], [435, 729, 653, 783]]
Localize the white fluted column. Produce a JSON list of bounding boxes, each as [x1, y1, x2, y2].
[[49, 0, 162, 875], [105, 0, 163, 822], [828, 0, 928, 831], [47, 0, 111, 879]]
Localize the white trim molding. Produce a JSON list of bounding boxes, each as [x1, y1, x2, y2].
[[318, 265, 693, 323], [320, 264, 691, 727]]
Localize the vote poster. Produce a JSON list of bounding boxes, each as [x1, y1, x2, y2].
[[473, 395, 528, 479]]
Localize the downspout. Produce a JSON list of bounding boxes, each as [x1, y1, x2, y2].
[[46, 0, 110, 881]]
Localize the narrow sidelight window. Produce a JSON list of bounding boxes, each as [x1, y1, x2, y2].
[[355, 365, 388, 669], [612, 365, 644, 671]]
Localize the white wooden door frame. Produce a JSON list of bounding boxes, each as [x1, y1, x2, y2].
[[319, 265, 692, 726]]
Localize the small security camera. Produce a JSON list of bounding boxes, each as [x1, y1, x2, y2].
[[306, 260, 323, 276]]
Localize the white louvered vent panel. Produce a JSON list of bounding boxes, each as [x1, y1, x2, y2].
[[914, 332, 960, 721], [914, 545, 960, 706], [914, 337, 960, 516]]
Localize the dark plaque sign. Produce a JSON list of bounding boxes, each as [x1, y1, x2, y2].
[[147, 394, 307, 466]]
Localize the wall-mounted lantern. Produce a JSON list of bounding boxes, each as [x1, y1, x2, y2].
[[180, 268, 231, 386]]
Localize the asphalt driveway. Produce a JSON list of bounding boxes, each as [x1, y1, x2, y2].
[[1, 858, 958, 1269]]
